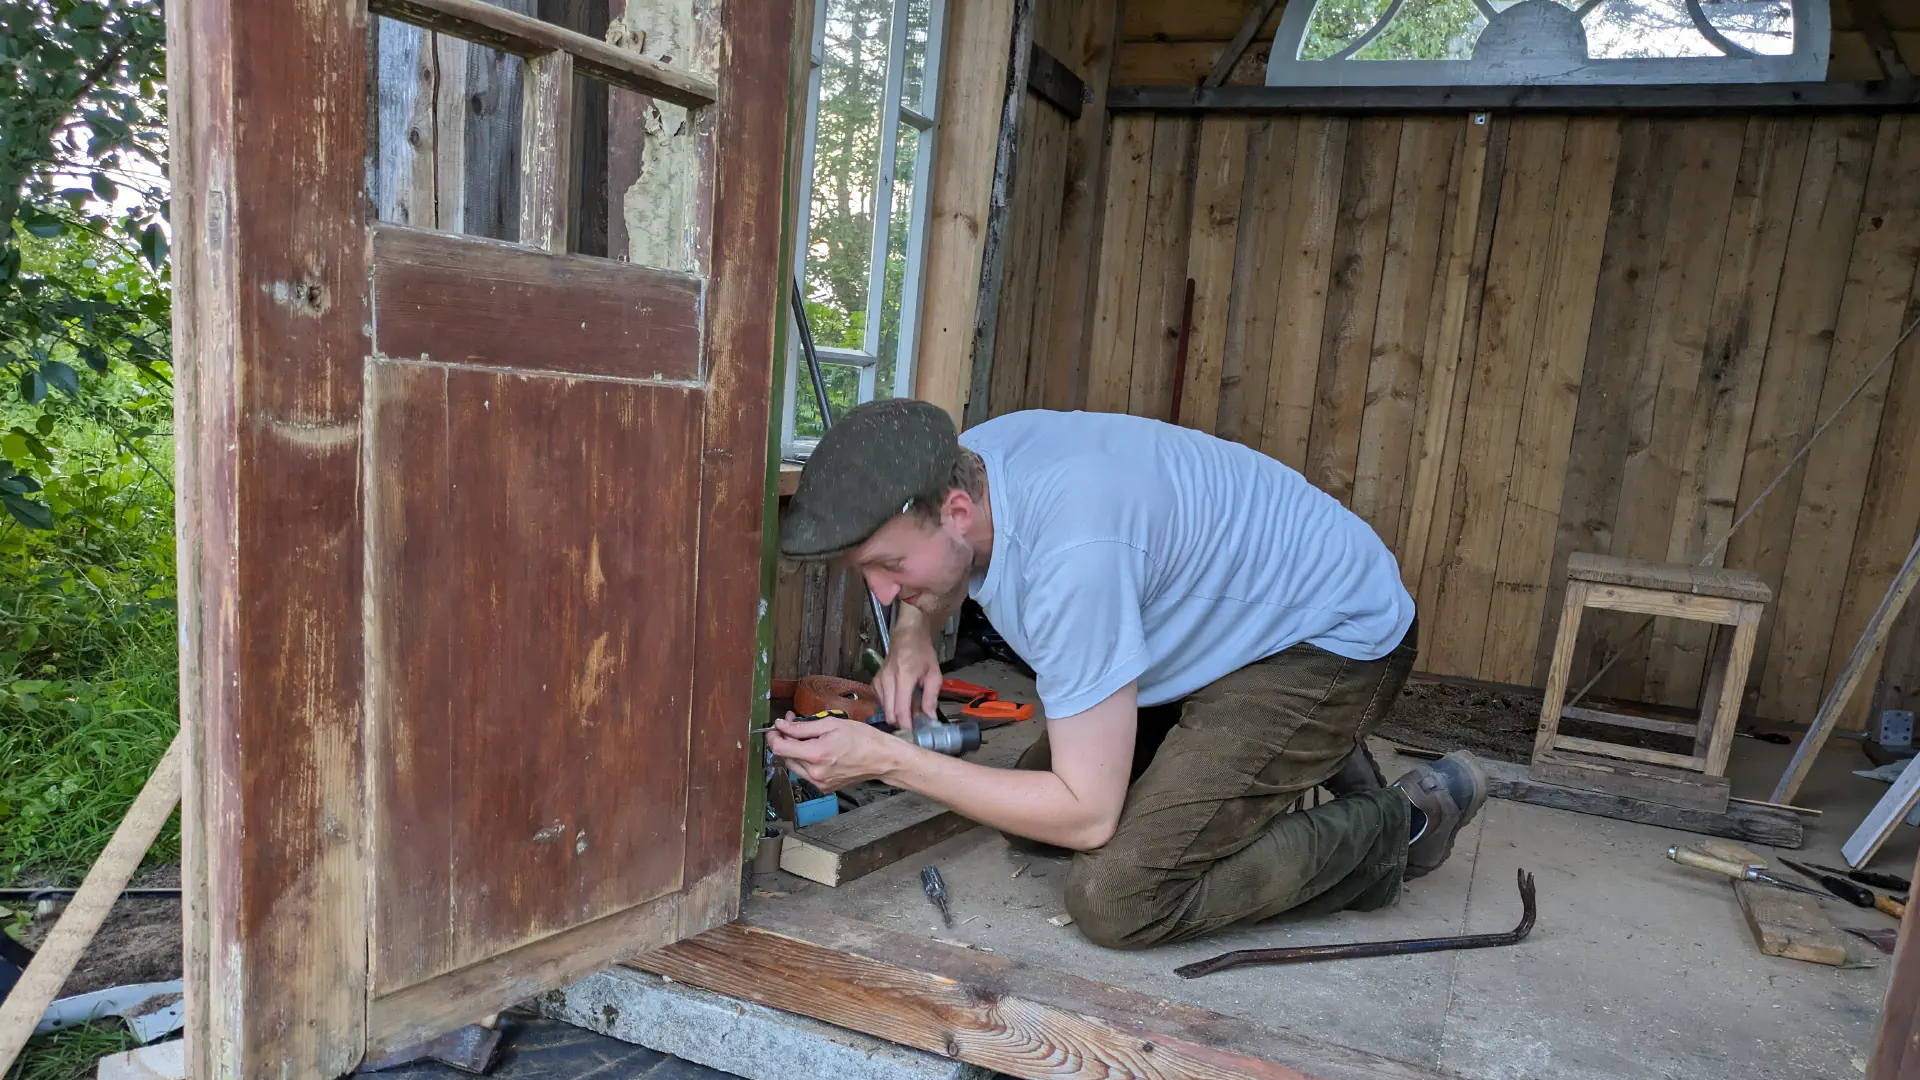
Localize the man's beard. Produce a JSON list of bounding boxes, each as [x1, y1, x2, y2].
[[908, 532, 973, 621]]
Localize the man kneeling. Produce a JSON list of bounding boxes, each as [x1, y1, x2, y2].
[[766, 399, 1488, 949]]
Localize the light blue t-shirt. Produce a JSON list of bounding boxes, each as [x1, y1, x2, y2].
[[959, 410, 1415, 719]]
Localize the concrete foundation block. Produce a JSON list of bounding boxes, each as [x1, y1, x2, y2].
[[539, 967, 989, 1080]]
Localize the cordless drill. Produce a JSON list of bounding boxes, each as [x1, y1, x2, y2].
[[756, 708, 981, 756]]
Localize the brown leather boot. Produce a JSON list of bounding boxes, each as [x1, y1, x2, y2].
[[1393, 750, 1489, 879]]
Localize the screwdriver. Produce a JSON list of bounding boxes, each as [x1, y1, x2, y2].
[[1778, 857, 1905, 917], [1797, 860, 1911, 893], [1666, 845, 1834, 900]]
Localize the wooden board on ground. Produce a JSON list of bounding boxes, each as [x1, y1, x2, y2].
[[636, 907, 1456, 1080], [1735, 880, 1848, 965], [1482, 757, 1802, 847], [1532, 749, 1732, 813], [781, 720, 1046, 887]]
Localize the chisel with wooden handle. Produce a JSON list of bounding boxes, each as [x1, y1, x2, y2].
[[1666, 845, 1834, 900]]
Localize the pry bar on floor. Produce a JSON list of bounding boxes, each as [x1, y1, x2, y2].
[[1173, 869, 1537, 979]]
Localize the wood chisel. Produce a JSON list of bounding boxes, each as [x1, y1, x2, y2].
[[1665, 845, 1833, 900]]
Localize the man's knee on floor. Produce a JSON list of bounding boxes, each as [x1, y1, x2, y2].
[[1062, 852, 1168, 950]]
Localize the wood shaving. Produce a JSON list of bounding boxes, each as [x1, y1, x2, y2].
[[1048, 913, 1074, 927]]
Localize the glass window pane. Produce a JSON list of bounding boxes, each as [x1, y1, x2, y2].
[[876, 124, 920, 399], [804, 0, 894, 352], [1585, 0, 1791, 56], [793, 362, 864, 440], [902, 0, 934, 113], [1304, 0, 1499, 61]]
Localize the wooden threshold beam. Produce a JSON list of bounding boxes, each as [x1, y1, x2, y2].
[[367, 0, 716, 107], [635, 907, 1454, 1080], [1108, 82, 1920, 114], [1482, 757, 1802, 847]]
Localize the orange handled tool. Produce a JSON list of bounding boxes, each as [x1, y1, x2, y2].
[[960, 698, 1034, 724]]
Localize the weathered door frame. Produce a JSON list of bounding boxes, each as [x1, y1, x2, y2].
[[167, 0, 794, 1071]]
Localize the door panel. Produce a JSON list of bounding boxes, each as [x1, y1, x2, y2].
[[174, 0, 795, 1069], [366, 355, 703, 993]]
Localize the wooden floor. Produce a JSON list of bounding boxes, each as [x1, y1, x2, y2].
[[647, 661, 1904, 1079]]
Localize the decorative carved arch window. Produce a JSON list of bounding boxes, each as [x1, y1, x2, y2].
[[1265, 0, 1828, 85]]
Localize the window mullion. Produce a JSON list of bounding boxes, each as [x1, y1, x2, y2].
[[860, 0, 913, 364]]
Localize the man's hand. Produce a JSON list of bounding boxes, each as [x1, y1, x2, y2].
[[872, 605, 942, 729], [766, 711, 906, 792]]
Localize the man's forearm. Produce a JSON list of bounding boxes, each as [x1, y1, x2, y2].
[[881, 744, 1115, 851]]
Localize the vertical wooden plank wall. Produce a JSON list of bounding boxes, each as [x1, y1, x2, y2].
[[1050, 109, 1920, 728]]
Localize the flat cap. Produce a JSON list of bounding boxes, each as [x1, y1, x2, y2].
[[780, 397, 958, 560]]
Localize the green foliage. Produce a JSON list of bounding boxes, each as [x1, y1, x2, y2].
[[793, 0, 931, 440], [1302, 0, 1484, 60], [0, 233, 175, 883], [5, 1024, 140, 1080], [1, 0, 170, 529]]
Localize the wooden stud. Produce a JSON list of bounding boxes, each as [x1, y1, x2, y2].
[[1176, 117, 1250, 434], [1531, 750, 1730, 813], [914, 0, 1019, 423], [1651, 117, 1811, 706], [1429, 116, 1568, 678], [1399, 114, 1487, 595], [1765, 115, 1920, 725], [1039, 0, 1121, 415], [1726, 116, 1877, 715], [1533, 117, 1670, 688], [1216, 117, 1298, 447], [1604, 118, 1745, 703], [1480, 117, 1621, 685], [518, 50, 575, 253], [1259, 116, 1347, 471], [1414, 117, 1509, 674], [1305, 117, 1401, 507], [1085, 115, 1156, 414], [1129, 117, 1198, 421], [1355, 118, 1453, 545]]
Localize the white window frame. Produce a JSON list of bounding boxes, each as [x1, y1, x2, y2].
[[781, 0, 947, 459]]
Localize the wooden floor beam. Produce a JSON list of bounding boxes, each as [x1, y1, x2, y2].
[[634, 907, 1452, 1080]]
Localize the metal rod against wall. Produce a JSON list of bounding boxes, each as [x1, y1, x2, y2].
[[791, 278, 892, 656]]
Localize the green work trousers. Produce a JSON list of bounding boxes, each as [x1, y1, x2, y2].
[[1009, 619, 1419, 949]]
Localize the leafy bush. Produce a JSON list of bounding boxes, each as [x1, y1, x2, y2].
[[0, 227, 174, 884]]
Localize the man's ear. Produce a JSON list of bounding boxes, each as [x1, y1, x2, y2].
[[941, 487, 974, 530]]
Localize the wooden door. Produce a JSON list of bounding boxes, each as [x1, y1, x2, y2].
[[167, 0, 793, 1072]]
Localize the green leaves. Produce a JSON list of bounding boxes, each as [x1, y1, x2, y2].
[[137, 221, 164, 269], [41, 358, 78, 397]]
